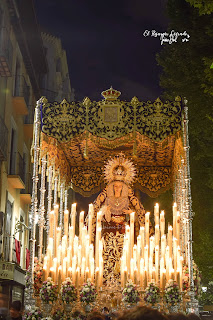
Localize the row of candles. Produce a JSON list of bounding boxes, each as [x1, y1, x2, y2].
[[43, 202, 184, 291], [43, 203, 104, 288], [120, 203, 183, 290]]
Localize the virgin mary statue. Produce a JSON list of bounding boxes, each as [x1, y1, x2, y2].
[[91, 154, 153, 281]]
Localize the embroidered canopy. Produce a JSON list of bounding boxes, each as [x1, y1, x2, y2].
[[39, 88, 184, 197]]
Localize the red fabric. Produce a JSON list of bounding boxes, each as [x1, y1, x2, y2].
[[15, 239, 21, 264], [26, 248, 30, 270]]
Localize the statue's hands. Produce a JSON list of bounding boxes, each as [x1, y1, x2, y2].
[[123, 209, 132, 215]]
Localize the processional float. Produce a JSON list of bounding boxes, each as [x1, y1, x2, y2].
[[25, 88, 199, 313]]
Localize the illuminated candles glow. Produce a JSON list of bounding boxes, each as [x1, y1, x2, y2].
[[145, 212, 150, 247], [160, 211, 165, 236]]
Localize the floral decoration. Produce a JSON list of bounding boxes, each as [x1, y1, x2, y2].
[[80, 278, 97, 304], [60, 277, 77, 303], [34, 256, 44, 295], [52, 309, 65, 320], [40, 277, 58, 303], [144, 282, 160, 305], [23, 307, 43, 320], [122, 279, 140, 304], [182, 261, 201, 297], [164, 280, 182, 305]]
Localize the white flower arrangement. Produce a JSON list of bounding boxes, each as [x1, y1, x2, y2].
[[122, 279, 140, 304], [40, 277, 58, 303], [60, 277, 77, 303], [80, 278, 97, 304], [144, 282, 160, 305], [164, 280, 182, 305], [23, 307, 43, 320]]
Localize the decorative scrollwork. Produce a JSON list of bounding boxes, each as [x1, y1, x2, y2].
[[70, 166, 103, 196], [41, 95, 182, 142], [136, 166, 172, 197]]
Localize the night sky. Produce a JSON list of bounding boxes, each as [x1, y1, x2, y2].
[[34, 0, 169, 101]]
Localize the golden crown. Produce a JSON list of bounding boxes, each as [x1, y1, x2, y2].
[[101, 87, 121, 100], [104, 153, 136, 185]]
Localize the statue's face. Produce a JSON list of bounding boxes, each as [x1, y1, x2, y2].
[[113, 181, 123, 197]]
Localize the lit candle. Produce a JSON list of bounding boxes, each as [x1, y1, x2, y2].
[[72, 255, 77, 284], [155, 245, 159, 284], [154, 203, 159, 226], [78, 245, 82, 268], [81, 257, 86, 285], [173, 237, 177, 272], [126, 225, 130, 269], [61, 235, 67, 262], [53, 257, 58, 282], [62, 257, 67, 282], [140, 258, 145, 289], [155, 224, 160, 248], [95, 227, 101, 268], [161, 235, 166, 259], [149, 256, 153, 282], [133, 245, 137, 269], [130, 212, 135, 258], [79, 211, 85, 245], [140, 226, 145, 259], [137, 236, 141, 269], [176, 211, 180, 246], [124, 266, 128, 288], [165, 246, 170, 282], [179, 256, 183, 291], [149, 236, 155, 259], [67, 246, 72, 266], [130, 258, 134, 281], [85, 267, 89, 282], [74, 236, 78, 258], [71, 203, 76, 235], [168, 225, 173, 258], [64, 209, 69, 237], [152, 267, 156, 283], [49, 211, 55, 238], [145, 212, 150, 247], [95, 267, 99, 287], [160, 258, 164, 290], [55, 227, 61, 258], [43, 264, 47, 282], [88, 204, 94, 244], [68, 267, 72, 278], [90, 258, 94, 283], [134, 267, 138, 285], [76, 267, 79, 289], [58, 265, 62, 287], [160, 210, 165, 236], [173, 202, 177, 238], [144, 245, 148, 271], [54, 205, 59, 229]]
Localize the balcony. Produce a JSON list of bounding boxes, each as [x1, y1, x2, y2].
[[7, 152, 25, 189], [0, 115, 8, 161], [12, 75, 30, 115], [24, 106, 34, 138], [20, 173, 32, 204], [0, 27, 13, 77]]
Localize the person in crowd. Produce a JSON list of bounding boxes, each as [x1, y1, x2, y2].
[[7, 301, 22, 320], [187, 313, 201, 320], [87, 311, 105, 320], [168, 313, 189, 320], [116, 305, 168, 320]]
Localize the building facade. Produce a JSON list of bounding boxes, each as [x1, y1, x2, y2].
[[0, 0, 73, 309]]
